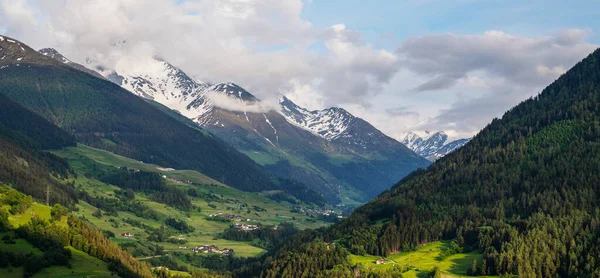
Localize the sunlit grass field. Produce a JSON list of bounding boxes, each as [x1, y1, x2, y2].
[[350, 241, 492, 278], [54, 143, 331, 260]]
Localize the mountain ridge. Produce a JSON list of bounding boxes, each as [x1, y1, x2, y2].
[[79, 54, 429, 203], [398, 130, 470, 160], [0, 35, 282, 195]]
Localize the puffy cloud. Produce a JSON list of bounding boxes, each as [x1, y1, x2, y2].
[[392, 29, 597, 137], [205, 90, 279, 113], [398, 29, 596, 92], [318, 24, 399, 106], [385, 106, 419, 117], [0, 0, 38, 34], [0, 0, 397, 109], [412, 73, 462, 92], [0, 0, 597, 139]]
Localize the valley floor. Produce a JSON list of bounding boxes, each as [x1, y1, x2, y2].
[[49, 144, 333, 273]]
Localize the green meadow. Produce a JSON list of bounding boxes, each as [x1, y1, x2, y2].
[[0, 195, 112, 278], [53, 144, 331, 260], [350, 241, 493, 278]]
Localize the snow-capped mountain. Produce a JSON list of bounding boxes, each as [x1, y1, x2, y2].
[[209, 82, 258, 102], [398, 131, 470, 161], [108, 57, 210, 118], [41, 51, 430, 203], [278, 95, 354, 141]]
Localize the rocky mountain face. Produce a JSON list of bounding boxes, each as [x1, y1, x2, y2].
[[279, 95, 355, 140], [398, 131, 470, 161], [40, 51, 429, 204]]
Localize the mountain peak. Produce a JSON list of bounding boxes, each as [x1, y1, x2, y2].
[[37, 47, 106, 79], [39, 48, 71, 63], [277, 95, 356, 140], [207, 82, 258, 102], [398, 130, 468, 161], [428, 130, 448, 140], [398, 132, 423, 149], [0, 35, 57, 68]]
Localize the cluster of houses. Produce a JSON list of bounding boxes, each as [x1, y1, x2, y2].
[[208, 212, 250, 222], [294, 206, 340, 217], [190, 245, 234, 256], [233, 223, 259, 231]]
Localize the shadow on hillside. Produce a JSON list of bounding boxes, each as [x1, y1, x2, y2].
[[447, 253, 480, 276]]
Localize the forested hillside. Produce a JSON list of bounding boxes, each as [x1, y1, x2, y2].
[[0, 186, 154, 277], [0, 93, 78, 206], [0, 92, 156, 277], [0, 93, 329, 277], [0, 36, 277, 193], [254, 49, 600, 277]]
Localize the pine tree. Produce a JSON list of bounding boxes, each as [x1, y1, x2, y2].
[[481, 259, 487, 276], [470, 259, 478, 276]]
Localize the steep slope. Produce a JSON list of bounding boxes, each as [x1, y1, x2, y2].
[[200, 102, 429, 203], [101, 56, 429, 203], [114, 56, 210, 117], [0, 90, 155, 277], [278, 95, 354, 140], [399, 131, 470, 160], [0, 93, 76, 150], [0, 93, 77, 206], [0, 35, 277, 193], [262, 48, 600, 277]]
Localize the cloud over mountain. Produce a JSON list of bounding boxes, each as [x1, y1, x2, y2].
[[1, 0, 596, 139]]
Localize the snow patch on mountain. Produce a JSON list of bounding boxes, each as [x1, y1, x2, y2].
[[398, 131, 470, 161], [39, 48, 71, 63], [113, 57, 210, 119], [93, 56, 414, 150], [263, 113, 279, 144], [277, 94, 354, 140]]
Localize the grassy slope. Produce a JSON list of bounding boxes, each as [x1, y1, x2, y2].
[[350, 241, 492, 278], [0, 199, 112, 278], [53, 144, 331, 259], [33, 247, 112, 278], [7, 203, 51, 228], [56, 144, 225, 186]]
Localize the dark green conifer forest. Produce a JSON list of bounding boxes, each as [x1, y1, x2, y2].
[[252, 48, 600, 277]]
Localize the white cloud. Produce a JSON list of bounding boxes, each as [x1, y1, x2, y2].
[[0, 1, 597, 140], [205, 90, 278, 113], [391, 29, 597, 138], [397, 29, 596, 91]]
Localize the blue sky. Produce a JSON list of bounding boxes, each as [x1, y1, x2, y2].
[[302, 0, 600, 51]]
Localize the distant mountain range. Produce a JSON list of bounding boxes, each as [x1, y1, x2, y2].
[[48, 53, 430, 203], [398, 131, 470, 161]]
